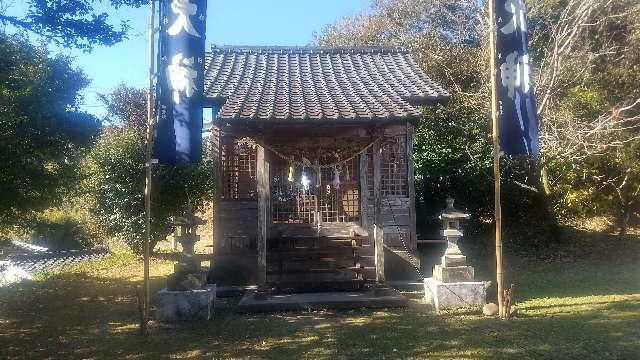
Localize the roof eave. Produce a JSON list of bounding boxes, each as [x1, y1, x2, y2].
[[214, 114, 423, 127]]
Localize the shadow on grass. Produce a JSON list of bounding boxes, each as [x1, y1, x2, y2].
[[1, 239, 639, 359], [465, 226, 640, 302]]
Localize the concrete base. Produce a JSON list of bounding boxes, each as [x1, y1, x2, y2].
[[424, 277, 485, 311], [237, 289, 407, 313], [152, 284, 216, 321]]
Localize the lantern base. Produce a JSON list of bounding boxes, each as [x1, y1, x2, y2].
[[152, 284, 216, 322], [424, 277, 485, 311], [433, 264, 474, 283]]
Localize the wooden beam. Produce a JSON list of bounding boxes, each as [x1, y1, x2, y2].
[[211, 125, 222, 262], [256, 145, 269, 286], [406, 123, 417, 250], [209, 121, 222, 269], [359, 153, 369, 231], [372, 139, 385, 283]]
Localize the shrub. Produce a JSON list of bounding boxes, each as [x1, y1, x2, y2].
[[80, 127, 213, 254], [29, 209, 97, 250]]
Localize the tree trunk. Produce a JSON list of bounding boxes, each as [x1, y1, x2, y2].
[[540, 165, 552, 196], [619, 205, 630, 239]]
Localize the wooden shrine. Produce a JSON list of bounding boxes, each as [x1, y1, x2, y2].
[[203, 46, 450, 290]]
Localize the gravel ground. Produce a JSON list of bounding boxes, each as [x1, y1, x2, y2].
[[8, 248, 111, 274]]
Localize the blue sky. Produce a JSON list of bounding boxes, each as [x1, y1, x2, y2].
[[5, 0, 372, 118]]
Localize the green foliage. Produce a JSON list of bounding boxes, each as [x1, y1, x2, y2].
[[30, 209, 96, 250], [0, 0, 147, 50], [413, 98, 492, 229], [559, 86, 604, 121], [80, 86, 213, 253], [0, 33, 101, 229]]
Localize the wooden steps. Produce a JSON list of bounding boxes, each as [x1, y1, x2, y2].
[[266, 233, 374, 292]]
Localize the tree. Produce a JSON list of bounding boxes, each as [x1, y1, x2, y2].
[[0, 33, 100, 229], [317, 0, 640, 237], [530, 0, 640, 234], [80, 85, 213, 253], [0, 0, 147, 50]]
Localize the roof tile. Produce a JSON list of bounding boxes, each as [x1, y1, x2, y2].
[[204, 46, 450, 122]]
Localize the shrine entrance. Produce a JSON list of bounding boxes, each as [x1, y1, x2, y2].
[[206, 46, 451, 289], [260, 135, 374, 292], [271, 157, 360, 226]]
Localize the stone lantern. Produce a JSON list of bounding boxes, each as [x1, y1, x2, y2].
[[424, 198, 485, 311], [167, 203, 207, 291], [434, 198, 472, 282], [153, 203, 216, 321]]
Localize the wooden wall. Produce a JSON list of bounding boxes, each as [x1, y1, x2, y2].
[[210, 122, 419, 285], [362, 124, 417, 251]]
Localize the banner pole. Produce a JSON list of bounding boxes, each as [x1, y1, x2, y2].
[[488, 0, 505, 318], [143, 0, 156, 335]]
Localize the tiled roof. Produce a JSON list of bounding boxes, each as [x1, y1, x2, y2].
[[204, 45, 450, 122]]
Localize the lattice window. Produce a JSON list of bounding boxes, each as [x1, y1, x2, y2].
[[381, 136, 408, 197], [271, 159, 315, 224], [220, 138, 257, 199], [318, 159, 359, 223], [271, 158, 360, 223]]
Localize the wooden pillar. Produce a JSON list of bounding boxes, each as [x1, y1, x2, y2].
[[256, 145, 270, 286], [407, 124, 417, 249], [359, 153, 369, 230], [210, 122, 221, 269], [372, 139, 385, 283]]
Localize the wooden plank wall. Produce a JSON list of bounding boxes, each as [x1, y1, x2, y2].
[[361, 124, 417, 252], [217, 200, 258, 253]]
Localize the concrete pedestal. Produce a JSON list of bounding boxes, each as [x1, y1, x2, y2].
[[424, 277, 485, 311], [152, 284, 216, 321]]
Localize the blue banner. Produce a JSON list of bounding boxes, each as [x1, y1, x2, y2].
[[495, 0, 539, 156], [154, 0, 207, 164]]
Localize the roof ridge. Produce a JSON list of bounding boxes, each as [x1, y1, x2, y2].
[[209, 44, 409, 54]]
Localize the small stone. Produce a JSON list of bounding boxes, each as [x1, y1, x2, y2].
[[483, 303, 499, 316]]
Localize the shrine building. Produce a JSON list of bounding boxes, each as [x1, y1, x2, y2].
[[203, 45, 450, 291]]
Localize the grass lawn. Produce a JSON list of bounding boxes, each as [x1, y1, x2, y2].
[[1, 231, 639, 359]]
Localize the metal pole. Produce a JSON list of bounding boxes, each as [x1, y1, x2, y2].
[[488, 0, 505, 318], [143, 0, 156, 335]]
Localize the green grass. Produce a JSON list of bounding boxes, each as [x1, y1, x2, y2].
[[1, 235, 639, 359]]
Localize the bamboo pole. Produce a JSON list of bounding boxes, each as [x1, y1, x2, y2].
[[142, 0, 156, 335], [487, 0, 505, 318]]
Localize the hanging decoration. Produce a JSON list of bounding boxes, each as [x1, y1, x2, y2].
[[332, 165, 341, 190], [301, 172, 310, 192], [301, 157, 312, 191], [314, 160, 322, 189], [287, 164, 294, 183], [255, 135, 383, 170]]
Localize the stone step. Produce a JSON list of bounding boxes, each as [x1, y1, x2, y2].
[[265, 279, 369, 293], [237, 288, 408, 312]]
